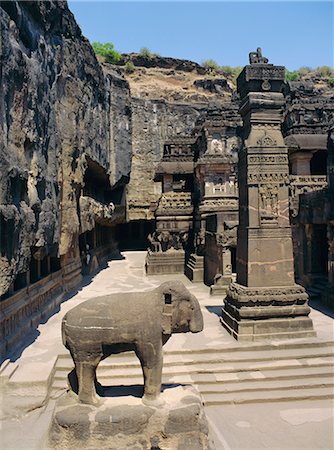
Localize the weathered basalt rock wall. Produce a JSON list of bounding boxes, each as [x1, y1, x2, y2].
[[0, 1, 132, 296]]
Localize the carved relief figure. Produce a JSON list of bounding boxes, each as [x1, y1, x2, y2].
[[226, 136, 240, 161], [211, 138, 223, 154], [62, 281, 204, 405], [259, 184, 279, 223], [148, 230, 188, 252], [148, 233, 162, 252]]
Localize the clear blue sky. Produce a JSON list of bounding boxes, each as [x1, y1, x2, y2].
[[68, 1, 333, 70]]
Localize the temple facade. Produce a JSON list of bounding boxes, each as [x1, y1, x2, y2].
[[145, 78, 333, 309]]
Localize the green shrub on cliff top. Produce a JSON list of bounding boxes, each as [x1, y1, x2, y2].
[[140, 47, 152, 58], [124, 61, 135, 74], [316, 66, 334, 77], [285, 70, 299, 81], [139, 47, 160, 58], [297, 66, 312, 76], [202, 59, 220, 72], [220, 65, 243, 79], [92, 42, 121, 64]]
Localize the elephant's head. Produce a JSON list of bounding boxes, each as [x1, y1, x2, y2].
[[156, 281, 204, 335]]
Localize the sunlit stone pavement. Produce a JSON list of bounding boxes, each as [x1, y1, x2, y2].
[[1, 251, 333, 450]]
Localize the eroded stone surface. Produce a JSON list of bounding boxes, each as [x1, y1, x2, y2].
[[49, 386, 212, 450]]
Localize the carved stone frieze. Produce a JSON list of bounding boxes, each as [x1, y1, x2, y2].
[[247, 172, 289, 184], [226, 282, 308, 304], [244, 65, 285, 81], [248, 155, 288, 164], [157, 192, 193, 212], [200, 198, 238, 209]]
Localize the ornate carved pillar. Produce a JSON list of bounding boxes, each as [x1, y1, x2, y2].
[[221, 51, 315, 340]]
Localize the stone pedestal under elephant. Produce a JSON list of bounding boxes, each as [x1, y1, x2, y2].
[[62, 281, 204, 405]]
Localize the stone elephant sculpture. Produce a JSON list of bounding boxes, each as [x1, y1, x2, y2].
[[62, 280, 204, 406]]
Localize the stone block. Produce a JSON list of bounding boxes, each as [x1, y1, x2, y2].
[[221, 283, 316, 341], [145, 250, 185, 275], [210, 275, 232, 296], [185, 254, 204, 282], [48, 386, 212, 450]]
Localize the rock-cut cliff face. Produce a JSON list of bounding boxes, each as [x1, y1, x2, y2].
[[0, 1, 132, 296]]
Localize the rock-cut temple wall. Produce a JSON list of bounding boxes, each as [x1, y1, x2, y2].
[[0, 1, 132, 295], [0, 1, 133, 359]]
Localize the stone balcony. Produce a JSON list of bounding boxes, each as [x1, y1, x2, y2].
[[289, 175, 327, 218]]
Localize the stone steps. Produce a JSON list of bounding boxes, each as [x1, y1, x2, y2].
[[53, 357, 334, 382], [52, 365, 334, 390], [55, 340, 334, 366], [54, 356, 334, 379], [50, 341, 334, 404], [198, 377, 334, 394], [202, 386, 334, 406]]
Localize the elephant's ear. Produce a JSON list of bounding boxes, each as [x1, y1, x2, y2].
[[162, 293, 172, 335]]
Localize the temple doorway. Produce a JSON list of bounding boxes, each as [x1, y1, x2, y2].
[[116, 220, 155, 251]]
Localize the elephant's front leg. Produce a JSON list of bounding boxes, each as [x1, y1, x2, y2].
[[73, 351, 101, 405], [135, 341, 164, 406]]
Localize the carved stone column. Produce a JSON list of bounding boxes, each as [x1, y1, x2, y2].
[[221, 55, 315, 340]]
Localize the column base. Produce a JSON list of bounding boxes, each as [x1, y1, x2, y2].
[[221, 282, 316, 341], [185, 254, 204, 283]]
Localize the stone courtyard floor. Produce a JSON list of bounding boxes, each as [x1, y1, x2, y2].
[[1, 251, 334, 450]]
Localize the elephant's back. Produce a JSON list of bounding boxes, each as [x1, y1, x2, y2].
[[63, 296, 116, 327], [63, 291, 158, 329]]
